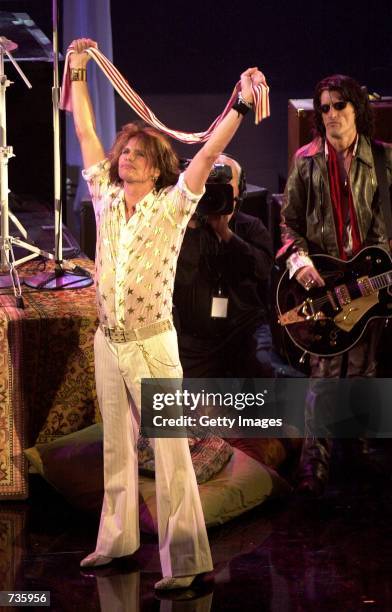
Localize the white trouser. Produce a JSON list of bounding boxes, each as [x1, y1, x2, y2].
[[93, 325, 213, 577]]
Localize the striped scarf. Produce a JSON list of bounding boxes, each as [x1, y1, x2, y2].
[[60, 47, 270, 143]]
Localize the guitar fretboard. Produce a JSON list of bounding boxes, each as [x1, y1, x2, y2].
[[370, 270, 392, 291]]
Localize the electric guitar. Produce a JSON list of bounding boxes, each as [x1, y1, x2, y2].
[[276, 246, 392, 357]]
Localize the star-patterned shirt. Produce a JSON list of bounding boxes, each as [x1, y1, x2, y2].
[[82, 159, 204, 330]]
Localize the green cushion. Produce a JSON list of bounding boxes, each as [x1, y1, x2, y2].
[[25, 424, 104, 513], [139, 447, 291, 534], [25, 424, 291, 533]]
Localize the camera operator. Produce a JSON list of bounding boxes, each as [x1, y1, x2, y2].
[[173, 154, 275, 378]]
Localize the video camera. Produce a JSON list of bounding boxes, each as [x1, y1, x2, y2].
[[180, 159, 235, 216]]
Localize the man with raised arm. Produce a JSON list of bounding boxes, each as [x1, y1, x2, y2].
[[68, 37, 267, 590]]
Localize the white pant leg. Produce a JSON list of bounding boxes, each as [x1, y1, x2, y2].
[[121, 328, 213, 577], [153, 434, 213, 576], [96, 571, 140, 612], [94, 328, 140, 557], [94, 325, 212, 575]]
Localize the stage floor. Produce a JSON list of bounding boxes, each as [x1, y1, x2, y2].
[[1, 456, 391, 611]]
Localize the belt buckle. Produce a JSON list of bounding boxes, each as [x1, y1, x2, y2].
[[104, 327, 122, 342], [114, 329, 126, 343], [101, 325, 125, 343]]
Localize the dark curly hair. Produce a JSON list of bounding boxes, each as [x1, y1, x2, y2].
[[108, 121, 180, 190], [313, 74, 374, 138]]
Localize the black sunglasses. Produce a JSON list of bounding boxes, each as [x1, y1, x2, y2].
[[320, 100, 348, 114]]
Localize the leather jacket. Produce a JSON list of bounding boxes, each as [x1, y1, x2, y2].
[[279, 135, 392, 259]]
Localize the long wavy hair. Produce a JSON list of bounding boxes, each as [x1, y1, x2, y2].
[[313, 74, 374, 138], [108, 121, 180, 189]]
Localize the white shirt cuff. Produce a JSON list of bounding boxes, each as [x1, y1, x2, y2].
[[287, 252, 314, 278], [177, 172, 205, 203], [82, 158, 110, 182]]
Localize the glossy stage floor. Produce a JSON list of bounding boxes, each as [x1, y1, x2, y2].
[[3, 448, 391, 612]]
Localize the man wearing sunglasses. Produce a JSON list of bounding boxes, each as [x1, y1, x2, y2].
[[279, 74, 392, 497]]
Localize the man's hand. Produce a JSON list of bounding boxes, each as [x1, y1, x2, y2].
[[295, 265, 325, 290], [206, 214, 233, 242], [183, 65, 267, 195], [240, 67, 265, 105], [68, 38, 98, 69]]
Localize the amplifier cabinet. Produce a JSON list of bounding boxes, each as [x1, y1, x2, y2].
[[240, 184, 269, 229]]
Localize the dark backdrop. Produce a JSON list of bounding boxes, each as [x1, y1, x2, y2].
[[111, 0, 391, 95], [111, 0, 392, 192], [2, 1, 391, 203]]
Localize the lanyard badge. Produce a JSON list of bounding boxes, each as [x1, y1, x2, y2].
[[211, 286, 228, 318]]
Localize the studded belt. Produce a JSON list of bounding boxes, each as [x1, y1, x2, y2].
[[100, 318, 173, 343]]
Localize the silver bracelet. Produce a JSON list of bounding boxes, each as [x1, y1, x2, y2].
[[238, 92, 253, 109]]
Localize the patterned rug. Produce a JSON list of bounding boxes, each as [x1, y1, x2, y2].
[[0, 259, 99, 499]]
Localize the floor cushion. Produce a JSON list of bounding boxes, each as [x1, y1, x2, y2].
[[25, 424, 291, 533]]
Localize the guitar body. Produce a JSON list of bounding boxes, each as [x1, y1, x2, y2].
[[276, 246, 392, 357]]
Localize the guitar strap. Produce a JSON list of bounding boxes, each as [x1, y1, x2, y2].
[[371, 140, 392, 240]]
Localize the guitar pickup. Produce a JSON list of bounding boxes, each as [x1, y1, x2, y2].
[[357, 275, 373, 296], [334, 284, 351, 306]]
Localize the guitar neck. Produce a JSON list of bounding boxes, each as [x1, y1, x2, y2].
[[369, 270, 392, 292]]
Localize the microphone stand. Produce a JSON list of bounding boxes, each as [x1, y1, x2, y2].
[[24, 0, 92, 290]]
